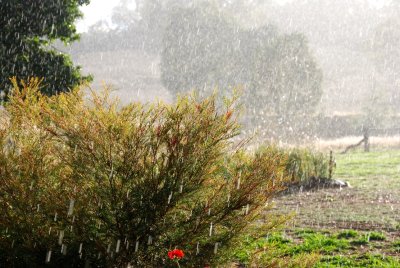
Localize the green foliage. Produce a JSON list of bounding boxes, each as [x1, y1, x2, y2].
[[317, 254, 400, 268], [256, 145, 332, 187], [0, 78, 289, 267], [0, 1, 92, 99], [337, 230, 358, 239], [351, 236, 370, 246], [160, 3, 322, 120], [233, 229, 400, 267], [393, 240, 400, 252], [368, 231, 386, 241], [233, 234, 320, 268], [289, 232, 349, 255], [285, 148, 330, 183]]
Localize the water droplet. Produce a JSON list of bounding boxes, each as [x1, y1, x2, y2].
[[209, 222, 213, 236], [79, 243, 83, 254], [196, 242, 200, 255]]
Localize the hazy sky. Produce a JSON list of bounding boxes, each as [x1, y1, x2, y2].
[[76, 0, 389, 32], [76, 0, 136, 32]]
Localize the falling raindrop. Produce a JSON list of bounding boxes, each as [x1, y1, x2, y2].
[[68, 199, 75, 216], [209, 222, 213, 236], [179, 183, 183, 193], [62, 244, 67, 255], [196, 242, 200, 255], [245, 204, 249, 215], [54, 212, 58, 222], [116, 239, 121, 253], [58, 230, 64, 245], [45, 250, 52, 263], [168, 192, 173, 204], [79, 243, 83, 254], [135, 240, 139, 252], [214, 242, 219, 254], [147, 235, 153, 245]]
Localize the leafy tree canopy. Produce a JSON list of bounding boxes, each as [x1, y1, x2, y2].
[[0, 0, 92, 99], [160, 3, 322, 120]]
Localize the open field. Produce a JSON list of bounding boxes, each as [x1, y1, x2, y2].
[[237, 149, 400, 267]]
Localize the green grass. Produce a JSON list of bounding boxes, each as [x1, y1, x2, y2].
[[393, 240, 400, 253], [337, 229, 358, 239], [234, 229, 400, 267], [335, 150, 400, 188], [265, 149, 400, 267], [316, 254, 400, 268], [369, 231, 386, 241]]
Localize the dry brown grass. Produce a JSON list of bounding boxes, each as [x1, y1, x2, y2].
[[312, 135, 400, 152]]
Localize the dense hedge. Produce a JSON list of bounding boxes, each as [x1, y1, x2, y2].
[[0, 78, 290, 267]]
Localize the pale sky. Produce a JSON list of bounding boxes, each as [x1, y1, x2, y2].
[[76, 0, 136, 32], [76, 0, 389, 32]]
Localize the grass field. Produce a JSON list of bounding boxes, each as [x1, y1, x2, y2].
[[235, 149, 400, 267]]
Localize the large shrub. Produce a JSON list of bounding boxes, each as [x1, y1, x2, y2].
[[0, 78, 289, 267]]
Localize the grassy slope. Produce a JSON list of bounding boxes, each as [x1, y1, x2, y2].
[[235, 149, 400, 267]]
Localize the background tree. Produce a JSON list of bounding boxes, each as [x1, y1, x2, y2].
[[369, 6, 400, 113], [160, 4, 322, 122], [160, 3, 237, 96], [0, 0, 92, 100]]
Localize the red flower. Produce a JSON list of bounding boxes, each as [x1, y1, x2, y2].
[[168, 249, 184, 260]]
